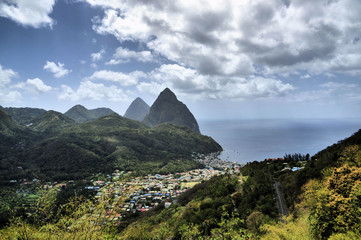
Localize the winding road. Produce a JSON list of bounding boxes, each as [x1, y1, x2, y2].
[[274, 181, 288, 217]]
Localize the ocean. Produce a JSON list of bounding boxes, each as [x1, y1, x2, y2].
[[199, 118, 361, 164]]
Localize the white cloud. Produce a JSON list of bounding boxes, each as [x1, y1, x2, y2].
[[0, 65, 21, 103], [136, 64, 295, 100], [0, 0, 56, 28], [44, 61, 72, 78], [0, 64, 17, 87], [91, 49, 105, 61], [13, 78, 52, 94], [88, 0, 361, 78], [58, 81, 130, 102], [86, 70, 145, 86], [107, 47, 155, 65], [301, 74, 311, 79]]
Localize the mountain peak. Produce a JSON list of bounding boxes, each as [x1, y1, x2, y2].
[[143, 88, 200, 133], [72, 104, 88, 110], [65, 105, 92, 123], [157, 88, 178, 103], [124, 97, 150, 121]]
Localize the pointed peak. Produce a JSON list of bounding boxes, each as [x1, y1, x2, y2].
[[158, 88, 177, 102], [124, 97, 150, 121], [143, 88, 200, 133], [134, 97, 146, 103], [161, 88, 173, 94]]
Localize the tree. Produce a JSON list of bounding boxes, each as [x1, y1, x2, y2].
[[309, 146, 361, 239]]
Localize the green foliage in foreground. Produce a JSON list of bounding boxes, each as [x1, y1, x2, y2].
[[3, 145, 361, 239], [261, 145, 361, 240], [0, 174, 262, 239]]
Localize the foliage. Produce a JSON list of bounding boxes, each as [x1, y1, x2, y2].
[[238, 161, 279, 219], [1, 107, 46, 126], [261, 212, 311, 240], [29, 110, 75, 134], [309, 146, 361, 239], [281, 129, 361, 209]]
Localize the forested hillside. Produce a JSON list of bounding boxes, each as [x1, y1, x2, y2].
[[0, 110, 221, 183]]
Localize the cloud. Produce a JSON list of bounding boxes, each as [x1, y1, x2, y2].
[[136, 64, 295, 100], [106, 47, 155, 64], [13, 78, 52, 94], [87, 0, 361, 78], [0, 65, 21, 103], [288, 81, 361, 102], [91, 49, 105, 61], [58, 81, 130, 102], [44, 61, 72, 78], [86, 70, 145, 86], [320, 81, 358, 91], [0, 0, 56, 28], [300, 74, 311, 79], [0, 64, 17, 87]]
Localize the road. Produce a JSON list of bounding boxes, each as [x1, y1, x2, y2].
[[274, 181, 288, 217]]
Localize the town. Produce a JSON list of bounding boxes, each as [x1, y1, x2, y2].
[[90, 154, 243, 221]]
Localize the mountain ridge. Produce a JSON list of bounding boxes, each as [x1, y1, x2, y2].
[[64, 104, 115, 123], [30, 110, 75, 134], [1, 107, 46, 125]]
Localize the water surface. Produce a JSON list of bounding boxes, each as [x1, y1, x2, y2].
[[199, 118, 361, 164]]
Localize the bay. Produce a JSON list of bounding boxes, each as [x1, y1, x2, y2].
[[199, 118, 361, 164]]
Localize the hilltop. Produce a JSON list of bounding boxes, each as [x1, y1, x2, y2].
[[143, 88, 200, 133], [64, 104, 114, 123], [29, 110, 75, 134]]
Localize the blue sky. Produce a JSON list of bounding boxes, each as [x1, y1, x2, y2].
[[0, 0, 360, 120]]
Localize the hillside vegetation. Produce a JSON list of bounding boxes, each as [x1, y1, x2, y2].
[[0, 110, 221, 183], [1, 129, 361, 239]]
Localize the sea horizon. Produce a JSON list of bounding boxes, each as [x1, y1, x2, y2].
[[199, 118, 361, 164]]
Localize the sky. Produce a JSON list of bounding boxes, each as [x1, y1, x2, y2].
[[0, 0, 360, 120]]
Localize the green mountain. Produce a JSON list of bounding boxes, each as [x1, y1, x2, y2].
[[64, 105, 93, 123], [0, 109, 39, 184], [89, 107, 115, 118], [9, 113, 221, 181], [124, 97, 150, 121], [1, 107, 46, 126], [64, 104, 114, 123], [143, 88, 200, 133], [29, 110, 75, 134]]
